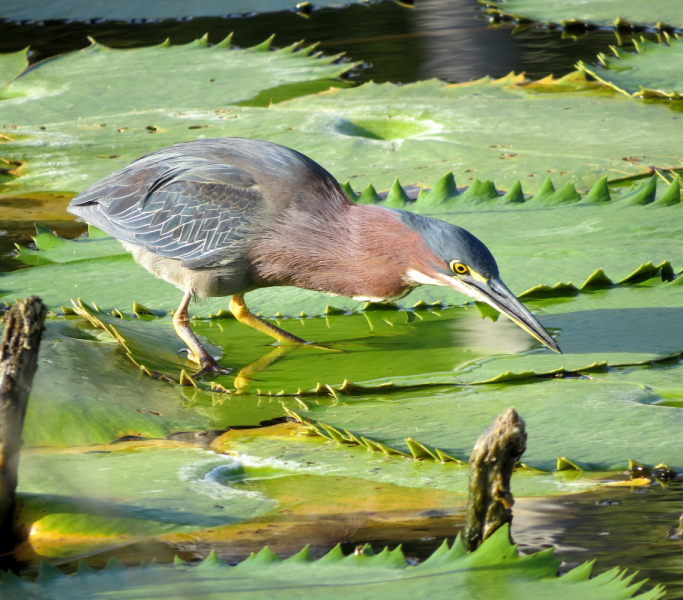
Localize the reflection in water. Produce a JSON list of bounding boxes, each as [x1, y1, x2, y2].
[[456, 310, 534, 354], [414, 0, 656, 83], [543, 306, 683, 357], [513, 480, 683, 598], [233, 344, 300, 393], [415, 0, 522, 83]]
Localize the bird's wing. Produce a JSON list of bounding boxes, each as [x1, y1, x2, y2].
[[68, 155, 263, 268]]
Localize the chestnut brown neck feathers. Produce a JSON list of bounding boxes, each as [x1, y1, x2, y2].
[[248, 200, 443, 301]]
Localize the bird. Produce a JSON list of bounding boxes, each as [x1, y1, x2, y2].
[[68, 137, 560, 374]]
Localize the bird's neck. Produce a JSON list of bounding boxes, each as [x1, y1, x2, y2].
[[248, 203, 434, 301]]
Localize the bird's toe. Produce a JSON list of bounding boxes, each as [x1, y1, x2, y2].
[[195, 360, 232, 376]]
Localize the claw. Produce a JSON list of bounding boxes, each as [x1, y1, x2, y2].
[[195, 354, 232, 376], [178, 347, 200, 363], [194, 360, 232, 376]]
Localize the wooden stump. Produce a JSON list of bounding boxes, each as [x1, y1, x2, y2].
[[0, 296, 47, 557], [463, 407, 527, 552]]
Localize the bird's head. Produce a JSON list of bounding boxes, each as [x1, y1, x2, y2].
[[395, 210, 561, 354]]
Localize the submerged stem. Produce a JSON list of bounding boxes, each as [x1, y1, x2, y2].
[[464, 407, 527, 552]]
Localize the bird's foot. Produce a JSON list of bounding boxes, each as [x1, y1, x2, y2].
[[195, 360, 232, 376], [178, 348, 231, 375]]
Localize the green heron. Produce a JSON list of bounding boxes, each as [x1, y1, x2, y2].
[[68, 138, 560, 374]]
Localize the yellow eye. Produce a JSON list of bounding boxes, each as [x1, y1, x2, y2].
[[451, 261, 469, 275]]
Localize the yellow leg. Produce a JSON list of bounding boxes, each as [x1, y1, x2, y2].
[[174, 290, 226, 374], [229, 294, 308, 345]]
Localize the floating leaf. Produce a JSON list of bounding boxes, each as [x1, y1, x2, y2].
[[14, 224, 127, 265], [275, 73, 683, 194], [285, 367, 683, 473], [73, 300, 539, 392], [109, 274, 680, 395], [18, 317, 290, 447], [22, 321, 210, 446], [484, 0, 683, 29], [3, 64, 683, 196], [0, 37, 355, 195], [0, 48, 27, 94], [18, 443, 475, 563], [214, 423, 624, 499], [451, 282, 683, 386], [607, 362, 683, 408], [199, 280, 683, 394], [17, 443, 280, 558], [0, 524, 662, 600], [578, 35, 683, 99], [161, 472, 470, 565]]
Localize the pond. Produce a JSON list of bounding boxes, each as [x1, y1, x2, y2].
[[1, 1, 682, 598]]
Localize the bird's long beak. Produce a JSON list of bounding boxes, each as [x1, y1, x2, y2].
[[441, 274, 562, 354]]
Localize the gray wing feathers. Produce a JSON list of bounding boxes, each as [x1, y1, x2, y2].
[[68, 155, 261, 269]]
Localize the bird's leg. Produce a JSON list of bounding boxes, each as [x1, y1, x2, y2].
[[229, 294, 308, 345], [173, 290, 226, 374]]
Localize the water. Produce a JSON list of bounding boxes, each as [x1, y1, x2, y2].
[[0, 0, 649, 84], [518, 480, 683, 598], [44, 465, 683, 599]]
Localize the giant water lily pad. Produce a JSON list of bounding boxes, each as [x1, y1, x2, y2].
[[24, 321, 209, 446], [159, 472, 469, 557], [484, 0, 683, 29], [286, 372, 683, 472], [17, 442, 474, 562], [19, 317, 290, 447], [66, 280, 683, 395], [0, 37, 354, 195], [2, 38, 352, 116], [0, 525, 661, 600], [16, 225, 127, 265], [214, 423, 619, 499], [0, 49, 26, 93], [17, 442, 281, 558], [14, 225, 127, 265], [270, 72, 683, 193], [261, 284, 683, 472], [611, 361, 683, 406], [578, 36, 683, 99], [72, 299, 540, 390], [2, 61, 683, 196], [447, 281, 683, 386]]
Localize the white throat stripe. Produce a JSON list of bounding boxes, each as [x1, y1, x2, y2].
[[405, 269, 445, 287]]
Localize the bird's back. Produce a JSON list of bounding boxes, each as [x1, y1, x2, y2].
[[68, 138, 348, 269]]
